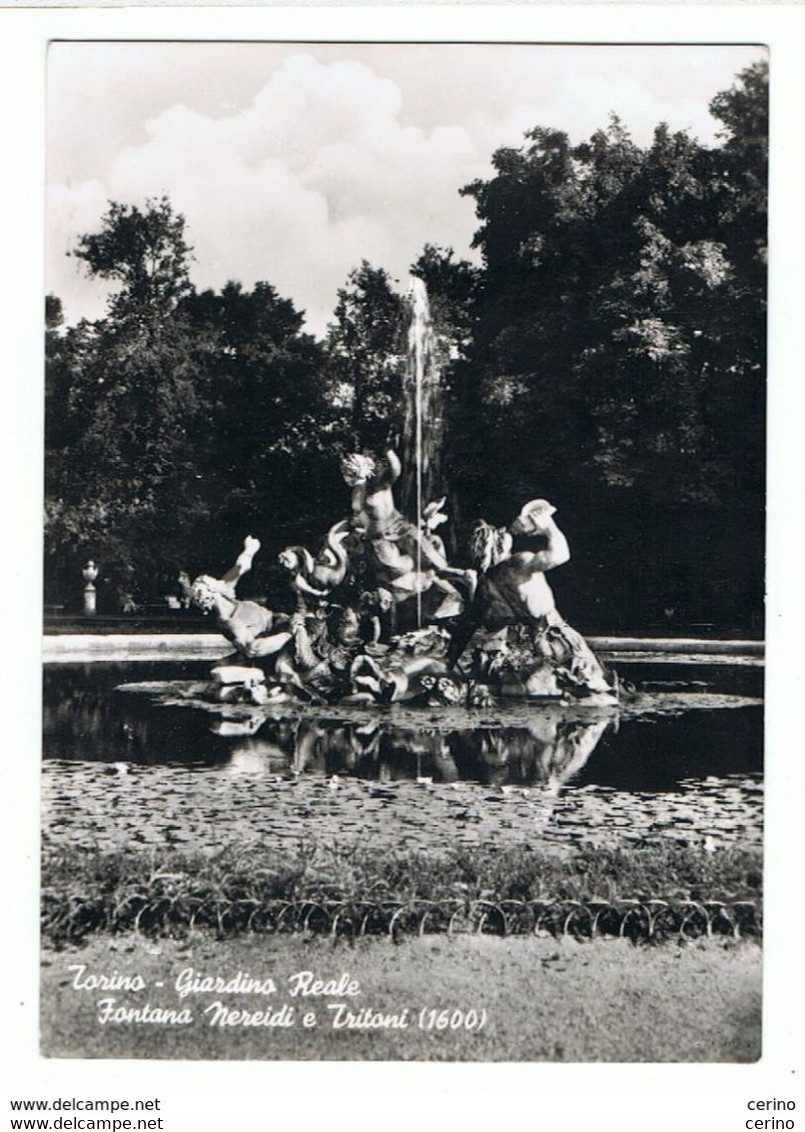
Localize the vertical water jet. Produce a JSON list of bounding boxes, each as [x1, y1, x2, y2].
[[401, 278, 445, 625]]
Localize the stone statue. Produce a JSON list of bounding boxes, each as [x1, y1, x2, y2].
[[280, 606, 367, 702], [278, 519, 351, 611], [340, 449, 475, 619], [181, 536, 292, 662], [346, 651, 449, 704], [420, 496, 449, 560], [449, 500, 617, 702], [180, 464, 618, 708]]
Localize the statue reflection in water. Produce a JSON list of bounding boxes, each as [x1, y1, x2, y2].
[[211, 707, 612, 792], [468, 712, 611, 791]]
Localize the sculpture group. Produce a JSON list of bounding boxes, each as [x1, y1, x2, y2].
[[181, 448, 618, 709]]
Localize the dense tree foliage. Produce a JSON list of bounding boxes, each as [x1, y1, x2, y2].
[[45, 62, 766, 632], [447, 61, 767, 630], [45, 198, 336, 608], [324, 261, 406, 452], [46, 198, 210, 607], [180, 280, 338, 554]]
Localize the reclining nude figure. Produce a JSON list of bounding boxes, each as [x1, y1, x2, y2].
[[180, 536, 292, 661]]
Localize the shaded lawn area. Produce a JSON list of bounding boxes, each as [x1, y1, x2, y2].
[[41, 932, 761, 1063]]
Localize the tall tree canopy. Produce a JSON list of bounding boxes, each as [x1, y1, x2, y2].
[[70, 196, 194, 315], [325, 261, 406, 452], [46, 198, 208, 606], [45, 198, 334, 608], [181, 279, 337, 551], [447, 60, 766, 630]]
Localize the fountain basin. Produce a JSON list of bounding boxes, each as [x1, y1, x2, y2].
[[42, 657, 763, 860], [42, 633, 764, 665]]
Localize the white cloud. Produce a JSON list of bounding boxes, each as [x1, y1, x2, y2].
[[47, 44, 765, 337], [49, 53, 488, 334]]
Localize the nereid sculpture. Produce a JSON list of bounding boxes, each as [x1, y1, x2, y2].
[[183, 281, 617, 709], [183, 463, 616, 708]]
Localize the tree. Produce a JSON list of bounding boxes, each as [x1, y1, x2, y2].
[[45, 294, 69, 453], [45, 197, 342, 609], [325, 261, 406, 452], [181, 280, 340, 556], [453, 63, 767, 631], [70, 196, 194, 316], [45, 198, 216, 608], [706, 59, 767, 500]]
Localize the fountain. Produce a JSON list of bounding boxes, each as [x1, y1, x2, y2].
[[161, 279, 620, 714], [40, 285, 764, 1068], [80, 275, 766, 735]]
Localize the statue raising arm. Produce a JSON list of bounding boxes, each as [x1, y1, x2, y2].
[[384, 449, 402, 484], [509, 500, 570, 571], [341, 451, 402, 537]]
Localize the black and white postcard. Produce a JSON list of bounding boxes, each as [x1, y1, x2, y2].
[[2, 4, 802, 1127]]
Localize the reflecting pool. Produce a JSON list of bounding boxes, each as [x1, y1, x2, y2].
[[42, 659, 762, 855]]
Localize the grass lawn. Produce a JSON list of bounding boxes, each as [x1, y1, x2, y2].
[[41, 931, 761, 1062], [41, 841, 763, 943]]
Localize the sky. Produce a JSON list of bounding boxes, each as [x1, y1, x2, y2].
[[47, 41, 765, 338]]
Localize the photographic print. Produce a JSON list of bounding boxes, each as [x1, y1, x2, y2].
[[41, 40, 766, 1062]]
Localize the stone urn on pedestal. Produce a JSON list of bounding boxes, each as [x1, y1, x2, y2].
[[82, 560, 99, 616]]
